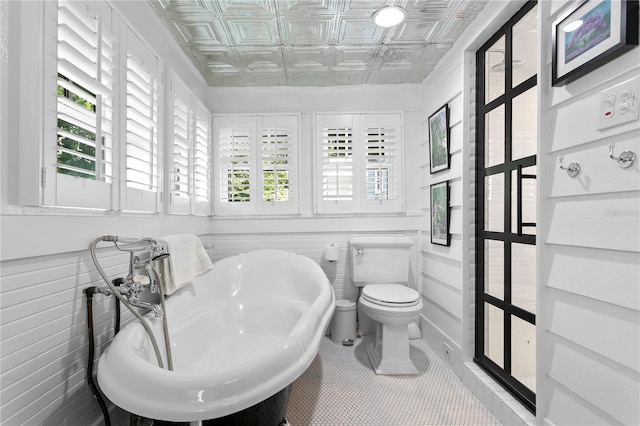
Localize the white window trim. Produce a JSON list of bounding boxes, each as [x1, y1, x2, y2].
[[42, 0, 118, 210], [167, 71, 212, 216], [192, 99, 212, 216], [121, 26, 163, 213], [213, 114, 300, 217]]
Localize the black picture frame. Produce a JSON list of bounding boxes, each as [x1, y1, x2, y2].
[[552, 0, 639, 86], [428, 104, 450, 174], [430, 181, 450, 246]]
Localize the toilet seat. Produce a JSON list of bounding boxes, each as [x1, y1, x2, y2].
[[362, 284, 421, 308]]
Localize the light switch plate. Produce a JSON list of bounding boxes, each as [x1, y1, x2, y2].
[[597, 76, 640, 130]]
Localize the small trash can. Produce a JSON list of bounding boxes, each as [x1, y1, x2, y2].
[[331, 299, 357, 345]]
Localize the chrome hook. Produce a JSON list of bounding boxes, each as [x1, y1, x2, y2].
[[609, 143, 636, 169], [558, 156, 580, 178]]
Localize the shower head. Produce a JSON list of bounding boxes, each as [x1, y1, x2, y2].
[[488, 49, 524, 73], [490, 58, 524, 73], [150, 241, 170, 261]]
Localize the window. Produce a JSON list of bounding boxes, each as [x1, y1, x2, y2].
[[124, 29, 161, 212], [315, 113, 403, 214], [365, 124, 398, 201], [40, 0, 215, 215], [54, 0, 114, 209], [261, 124, 294, 204], [193, 101, 212, 216], [213, 115, 299, 215], [169, 75, 191, 214], [169, 72, 211, 215]]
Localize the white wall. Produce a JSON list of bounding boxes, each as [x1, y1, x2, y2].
[[539, 2, 640, 425], [208, 231, 418, 302], [418, 0, 640, 425]]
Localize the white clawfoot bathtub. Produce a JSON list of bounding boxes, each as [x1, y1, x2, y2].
[[97, 249, 335, 422]]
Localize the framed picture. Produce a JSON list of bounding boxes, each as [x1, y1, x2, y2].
[[430, 181, 449, 246], [552, 0, 639, 86], [428, 104, 450, 174]]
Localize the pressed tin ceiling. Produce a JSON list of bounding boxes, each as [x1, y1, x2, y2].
[[148, 0, 489, 87]]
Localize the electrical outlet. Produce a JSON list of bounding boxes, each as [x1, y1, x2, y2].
[[598, 76, 640, 130], [443, 342, 453, 363]]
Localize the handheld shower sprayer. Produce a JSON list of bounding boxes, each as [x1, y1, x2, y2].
[[89, 235, 173, 370]]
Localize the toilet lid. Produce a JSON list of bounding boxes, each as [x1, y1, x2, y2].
[[362, 284, 420, 306]]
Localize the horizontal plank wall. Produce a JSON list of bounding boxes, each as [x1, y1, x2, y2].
[[419, 56, 466, 371], [0, 235, 216, 425], [539, 2, 640, 425], [1, 248, 134, 425], [208, 231, 419, 302]]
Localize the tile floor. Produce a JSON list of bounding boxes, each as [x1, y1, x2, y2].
[[286, 337, 501, 426]]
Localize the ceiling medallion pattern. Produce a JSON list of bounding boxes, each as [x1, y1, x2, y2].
[[148, 0, 488, 87]]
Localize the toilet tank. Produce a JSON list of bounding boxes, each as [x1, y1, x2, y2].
[[350, 235, 413, 287]]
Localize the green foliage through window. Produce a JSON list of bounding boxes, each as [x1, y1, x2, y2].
[[57, 75, 98, 179]]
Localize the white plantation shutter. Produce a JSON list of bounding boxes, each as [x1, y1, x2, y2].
[[316, 114, 357, 213], [125, 29, 161, 212], [193, 100, 212, 216], [214, 116, 255, 215], [315, 113, 403, 214], [260, 116, 298, 214], [168, 73, 212, 216], [170, 76, 191, 214], [55, 0, 114, 208], [214, 115, 299, 215], [362, 113, 403, 213]]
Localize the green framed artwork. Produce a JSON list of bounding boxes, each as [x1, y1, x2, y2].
[[430, 180, 450, 246], [428, 104, 450, 174]]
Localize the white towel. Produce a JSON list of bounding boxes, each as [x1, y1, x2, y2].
[[156, 234, 213, 295]]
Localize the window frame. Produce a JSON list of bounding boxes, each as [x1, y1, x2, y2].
[[122, 27, 162, 213], [314, 112, 404, 215], [43, 0, 117, 210], [212, 114, 300, 217], [168, 71, 212, 216]]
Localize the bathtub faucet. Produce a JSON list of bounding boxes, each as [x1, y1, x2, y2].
[[128, 298, 164, 318], [94, 236, 170, 318], [90, 235, 174, 370], [95, 272, 164, 318]]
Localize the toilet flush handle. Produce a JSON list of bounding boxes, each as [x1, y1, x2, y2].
[[357, 248, 364, 256]]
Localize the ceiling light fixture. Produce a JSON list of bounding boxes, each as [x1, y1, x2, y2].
[[373, 6, 407, 28]]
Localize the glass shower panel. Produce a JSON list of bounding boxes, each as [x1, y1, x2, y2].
[[512, 87, 538, 161], [512, 316, 536, 392], [484, 240, 504, 300], [511, 165, 537, 236], [512, 5, 538, 88], [485, 303, 504, 368], [485, 105, 505, 168], [485, 36, 505, 104], [512, 242, 536, 313], [485, 173, 504, 233]]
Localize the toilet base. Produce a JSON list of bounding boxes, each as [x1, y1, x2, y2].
[[363, 322, 419, 375]]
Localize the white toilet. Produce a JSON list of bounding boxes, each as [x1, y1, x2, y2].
[[350, 235, 423, 375]]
